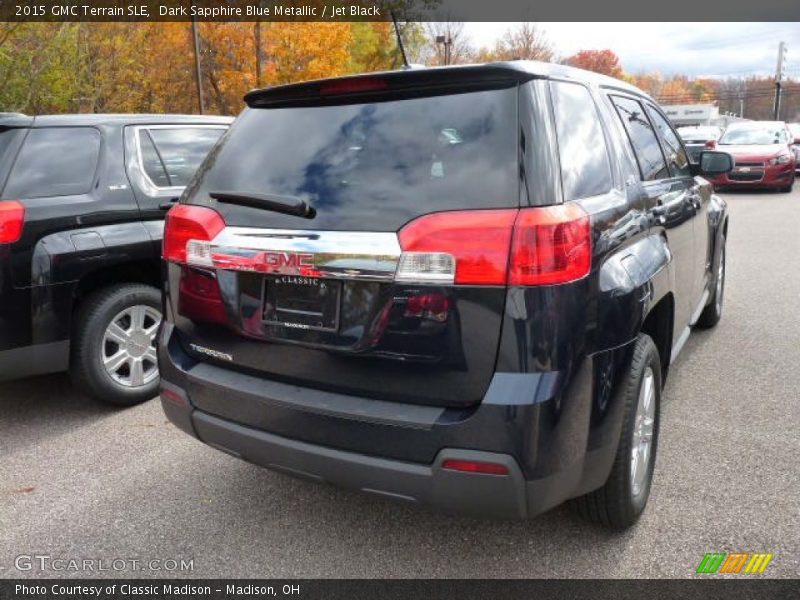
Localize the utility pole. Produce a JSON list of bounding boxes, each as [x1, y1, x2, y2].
[[436, 31, 452, 65], [191, 2, 206, 115], [774, 41, 787, 120]]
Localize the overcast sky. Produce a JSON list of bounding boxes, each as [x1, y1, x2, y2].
[[462, 22, 800, 79]]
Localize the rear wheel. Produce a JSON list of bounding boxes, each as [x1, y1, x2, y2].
[[696, 236, 725, 329], [71, 284, 162, 406], [570, 333, 661, 529]]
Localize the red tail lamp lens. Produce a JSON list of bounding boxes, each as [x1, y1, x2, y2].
[[398, 210, 518, 285], [0, 201, 25, 244], [163, 205, 225, 264], [404, 293, 451, 322], [441, 459, 510, 476], [398, 205, 591, 287], [320, 78, 389, 96], [509, 204, 591, 286], [178, 266, 227, 325]]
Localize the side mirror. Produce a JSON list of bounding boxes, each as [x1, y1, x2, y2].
[[698, 151, 734, 175]]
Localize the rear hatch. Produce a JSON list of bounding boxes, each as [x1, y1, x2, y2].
[[166, 74, 522, 408]]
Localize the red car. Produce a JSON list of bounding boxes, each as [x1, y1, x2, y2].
[[706, 121, 796, 192]]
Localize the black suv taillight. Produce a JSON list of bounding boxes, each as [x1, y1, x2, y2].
[[0, 200, 25, 244], [397, 205, 591, 286], [162, 204, 225, 265]]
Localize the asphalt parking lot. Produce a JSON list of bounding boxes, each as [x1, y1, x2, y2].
[[1, 188, 799, 579]]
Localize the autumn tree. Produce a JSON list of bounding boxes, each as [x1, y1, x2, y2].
[[565, 49, 623, 78], [476, 22, 554, 63]]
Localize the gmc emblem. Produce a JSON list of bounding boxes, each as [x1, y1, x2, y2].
[[262, 251, 315, 274]]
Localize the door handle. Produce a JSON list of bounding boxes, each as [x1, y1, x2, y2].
[[159, 197, 180, 210]]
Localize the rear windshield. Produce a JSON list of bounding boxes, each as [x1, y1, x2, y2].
[[187, 87, 519, 231]]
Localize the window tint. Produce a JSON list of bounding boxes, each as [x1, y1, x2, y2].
[[186, 88, 519, 231], [646, 105, 691, 177], [610, 96, 669, 181], [551, 81, 613, 200], [4, 127, 100, 198], [139, 127, 224, 188]]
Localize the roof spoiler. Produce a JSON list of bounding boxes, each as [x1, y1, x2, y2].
[[244, 65, 536, 109], [0, 112, 33, 127]]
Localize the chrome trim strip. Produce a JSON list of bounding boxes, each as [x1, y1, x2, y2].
[[209, 227, 402, 281]]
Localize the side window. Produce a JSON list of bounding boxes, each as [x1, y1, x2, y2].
[[609, 96, 669, 182], [646, 105, 691, 177], [4, 127, 100, 198], [550, 81, 613, 200], [137, 127, 224, 188]]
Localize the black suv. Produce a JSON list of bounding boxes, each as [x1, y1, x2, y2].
[[0, 113, 231, 405], [159, 63, 732, 528]]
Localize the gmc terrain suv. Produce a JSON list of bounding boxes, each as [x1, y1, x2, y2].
[[0, 113, 231, 405], [159, 63, 732, 528]]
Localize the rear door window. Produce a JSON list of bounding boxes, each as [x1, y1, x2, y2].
[[137, 127, 225, 189], [645, 105, 691, 178], [4, 127, 101, 198], [550, 81, 613, 201], [186, 88, 519, 231], [609, 95, 669, 181]]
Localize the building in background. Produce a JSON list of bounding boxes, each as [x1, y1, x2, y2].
[[663, 103, 747, 128]]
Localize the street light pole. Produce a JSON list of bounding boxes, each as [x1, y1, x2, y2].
[[773, 41, 786, 120]]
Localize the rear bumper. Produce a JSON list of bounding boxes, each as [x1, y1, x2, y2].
[[159, 322, 625, 519], [165, 395, 537, 518]]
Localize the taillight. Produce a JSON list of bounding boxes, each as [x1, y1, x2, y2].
[[398, 210, 518, 285], [178, 266, 227, 324], [441, 459, 510, 476], [0, 201, 25, 244], [320, 78, 389, 96], [704, 140, 717, 149], [163, 205, 225, 265], [396, 205, 591, 287], [508, 204, 591, 286], [404, 293, 451, 322]]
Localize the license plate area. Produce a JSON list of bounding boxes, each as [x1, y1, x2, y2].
[[263, 276, 341, 332]]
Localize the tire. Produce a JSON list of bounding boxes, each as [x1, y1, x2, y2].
[[696, 235, 726, 329], [779, 184, 793, 193], [569, 333, 661, 530], [71, 283, 162, 406]]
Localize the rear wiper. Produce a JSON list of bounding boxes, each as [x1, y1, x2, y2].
[[210, 191, 315, 219]]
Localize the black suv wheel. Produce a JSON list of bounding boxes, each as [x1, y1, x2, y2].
[[570, 333, 661, 529], [71, 284, 162, 406], [696, 235, 726, 329]]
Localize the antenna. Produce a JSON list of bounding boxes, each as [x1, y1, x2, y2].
[[390, 11, 410, 69]]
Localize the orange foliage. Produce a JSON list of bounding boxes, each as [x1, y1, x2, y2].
[[565, 49, 623, 79]]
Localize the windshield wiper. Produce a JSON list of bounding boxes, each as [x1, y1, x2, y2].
[[210, 191, 315, 219]]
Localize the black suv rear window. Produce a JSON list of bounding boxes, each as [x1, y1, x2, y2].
[[187, 88, 519, 231], [4, 127, 101, 198]]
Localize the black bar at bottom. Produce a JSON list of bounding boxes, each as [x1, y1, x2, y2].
[[0, 579, 797, 600]]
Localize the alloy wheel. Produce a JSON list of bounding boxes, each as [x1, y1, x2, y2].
[[101, 305, 162, 388], [630, 366, 656, 497]]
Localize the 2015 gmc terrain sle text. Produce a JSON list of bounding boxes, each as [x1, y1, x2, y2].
[[158, 62, 732, 529]]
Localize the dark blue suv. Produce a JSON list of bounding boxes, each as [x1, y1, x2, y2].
[[157, 62, 732, 528]]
